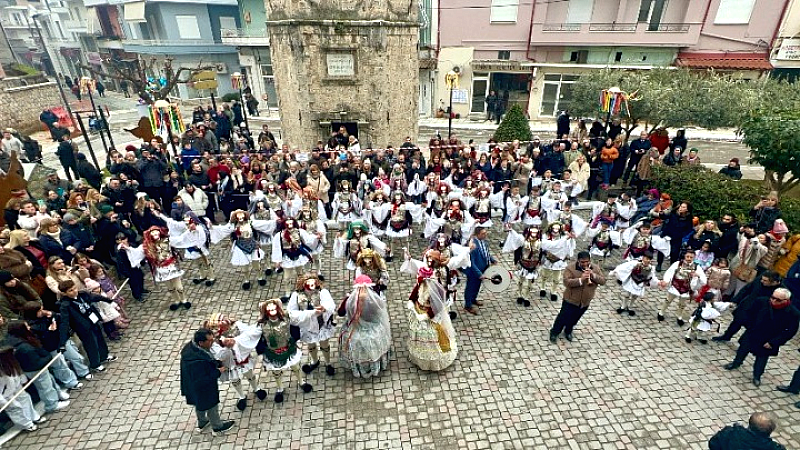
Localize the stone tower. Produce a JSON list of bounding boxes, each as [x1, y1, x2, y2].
[[265, 0, 419, 149]]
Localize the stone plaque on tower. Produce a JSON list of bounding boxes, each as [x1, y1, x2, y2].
[[265, 0, 419, 148]]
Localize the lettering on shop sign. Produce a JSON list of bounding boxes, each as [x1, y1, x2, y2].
[[327, 53, 355, 77], [777, 39, 800, 61]]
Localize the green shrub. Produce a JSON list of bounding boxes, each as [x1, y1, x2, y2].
[[221, 92, 241, 103], [493, 104, 532, 142], [651, 165, 800, 231]]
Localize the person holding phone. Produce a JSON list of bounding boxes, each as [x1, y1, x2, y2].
[[56, 280, 116, 372], [549, 251, 606, 343]]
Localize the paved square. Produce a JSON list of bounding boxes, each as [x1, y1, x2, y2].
[[11, 216, 800, 449]]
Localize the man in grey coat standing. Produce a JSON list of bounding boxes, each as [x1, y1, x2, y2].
[[180, 328, 235, 435]]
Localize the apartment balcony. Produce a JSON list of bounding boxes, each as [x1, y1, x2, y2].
[[220, 28, 270, 47], [532, 21, 701, 47], [95, 35, 124, 50], [64, 19, 88, 34], [123, 38, 238, 55], [52, 36, 81, 50]]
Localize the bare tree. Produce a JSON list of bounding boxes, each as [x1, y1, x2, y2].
[[80, 57, 214, 104]]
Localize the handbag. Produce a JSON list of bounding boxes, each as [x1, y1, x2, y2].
[[732, 264, 756, 283]]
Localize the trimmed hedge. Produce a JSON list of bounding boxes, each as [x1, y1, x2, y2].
[[651, 165, 800, 232]]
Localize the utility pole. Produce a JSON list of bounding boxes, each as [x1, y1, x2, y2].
[[31, 14, 72, 117]]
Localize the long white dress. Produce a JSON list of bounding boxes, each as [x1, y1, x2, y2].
[[406, 277, 458, 371], [338, 285, 392, 378]]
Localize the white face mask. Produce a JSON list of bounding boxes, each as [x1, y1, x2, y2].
[[552, 226, 561, 234], [305, 280, 316, 290], [438, 238, 446, 246]]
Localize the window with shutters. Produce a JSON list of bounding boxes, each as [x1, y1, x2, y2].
[[714, 0, 756, 24], [490, 0, 519, 23]]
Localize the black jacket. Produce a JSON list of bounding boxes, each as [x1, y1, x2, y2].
[[5, 335, 53, 372], [180, 341, 222, 411], [709, 424, 786, 450], [13, 243, 47, 278], [730, 280, 779, 321], [749, 207, 781, 235], [58, 292, 108, 347], [39, 229, 80, 264], [719, 165, 742, 180], [77, 156, 102, 189], [739, 302, 800, 357], [63, 221, 96, 253], [715, 220, 740, 259]]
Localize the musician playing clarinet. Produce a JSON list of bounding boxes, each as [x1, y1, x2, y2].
[[549, 251, 606, 344]]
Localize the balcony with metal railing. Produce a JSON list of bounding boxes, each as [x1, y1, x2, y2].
[[123, 37, 237, 55], [533, 21, 701, 47], [220, 28, 270, 46]]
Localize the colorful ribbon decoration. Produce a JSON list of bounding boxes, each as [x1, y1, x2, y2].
[[598, 88, 632, 117]]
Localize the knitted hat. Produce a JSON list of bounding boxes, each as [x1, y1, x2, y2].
[[648, 188, 659, 197], [98, 204, 114, 215], [84, 278, 101, 291], [730, 158, 739, 164], [0, 270, 13, 284], [772, 219, 789, 235], [63, 213, 78, 222]]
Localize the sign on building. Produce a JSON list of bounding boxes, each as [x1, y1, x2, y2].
[[326, 53, 355, 77], [777, 39, 800, 61]]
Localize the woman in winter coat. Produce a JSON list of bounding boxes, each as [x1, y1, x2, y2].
[[567, 153, 591, 194], [178, 184, 209, 217], [657, 201, 695, 271], [37, 218, 78, 265], [749, 193, 782, 234], [774, 233, 800, 278]]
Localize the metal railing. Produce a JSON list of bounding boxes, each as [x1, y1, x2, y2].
[[542, 23, 582, 32], [589, 22, 637, 32], [647, 22, 690, 32], [126, 38, 226, 46], [221, 28, 268, 39]]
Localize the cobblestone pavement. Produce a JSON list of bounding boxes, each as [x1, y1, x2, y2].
[[10, 212, 800, 450]]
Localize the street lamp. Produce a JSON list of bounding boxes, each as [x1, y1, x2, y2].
[[230, 72, 249, 133], [154, 99, 179, 156], [444, 67, 460, 140]]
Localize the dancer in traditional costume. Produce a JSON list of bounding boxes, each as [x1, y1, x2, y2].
[[426, 182, 451, 220], [424, 199, 473, 244], [621, 220, 669, 261], [614, 192, 638, 230], [288, 273, 337, 377], [402, 238, 471, 319], [539, 221, 576, 302], [256, 299, 311, 403], [406, 267, 458, 371], [364, 190, 390, 238], [502, 225, 542, 307], [590, 193, 618, 229], [521, 185, 543, 226], [331, 180, 361, 224], [297, 204, 327, 280], [355, 248, 389, 295], [685, 292, 730, 344], [556, 202, 587, 239], [333, 221, 386, 270], [263, 181, 289, 221], [382, 191, 423, 262], [203, 313, 267, 411], [123, 226, 191, 311], [586, 221, 617, 263], [503, 184, 526, 230], [337, 275, 392, 379], [609, 252, 658, 316], [157, 211, 216, 287], [704, 258, 731, 301], [211, 210, 276, 290], [271, 218, 313, 301], [540, 181, 568, 225], [658, 249, 707, 325]]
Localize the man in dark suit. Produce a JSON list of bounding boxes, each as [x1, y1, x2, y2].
[[462, 226, 496, 315], [724, 288, 800, 387], [180, 328, 235, 435]]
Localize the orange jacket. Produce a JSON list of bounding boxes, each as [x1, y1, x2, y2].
[[600, 146, 619, 163]]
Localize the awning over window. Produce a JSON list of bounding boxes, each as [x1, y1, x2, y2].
[[675, 52, 773, 71], [124, 1, 147, 23]]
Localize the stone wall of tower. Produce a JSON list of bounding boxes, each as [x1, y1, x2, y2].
[[265, 0, 419, 148]]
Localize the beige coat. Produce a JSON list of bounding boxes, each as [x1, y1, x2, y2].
[[567, 160, 590, 189], [305, 173, 331, 203]]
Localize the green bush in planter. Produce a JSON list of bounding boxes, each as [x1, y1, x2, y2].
[[651, 165, 800, 231], [493, 104, 532, 143]]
